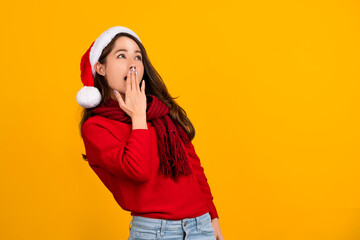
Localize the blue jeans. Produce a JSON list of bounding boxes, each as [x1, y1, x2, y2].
[[128, 212, 216, 240]]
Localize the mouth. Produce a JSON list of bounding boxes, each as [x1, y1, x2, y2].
[[124, 76, 127, 81]]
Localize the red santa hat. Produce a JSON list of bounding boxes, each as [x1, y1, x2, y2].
[[77, 26, 142, 108]]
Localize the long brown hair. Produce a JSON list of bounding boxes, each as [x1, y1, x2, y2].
[[79, 32, 196, 161]]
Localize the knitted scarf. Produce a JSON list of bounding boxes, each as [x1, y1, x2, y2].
[[92, 94, 193, 179]]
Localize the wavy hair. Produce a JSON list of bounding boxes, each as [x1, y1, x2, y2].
[[79, 32, 196, 161]]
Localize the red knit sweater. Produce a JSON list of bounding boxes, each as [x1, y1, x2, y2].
[[81, 115, 219, 220]]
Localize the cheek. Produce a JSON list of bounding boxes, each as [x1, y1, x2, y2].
[[139, 68, 145, 78], [114, 79, 126, 86], [106, 66, 126, 84], [108, 64, 124, 77], [106, 76, 126, 90]]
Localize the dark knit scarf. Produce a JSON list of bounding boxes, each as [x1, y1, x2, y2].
[[92, 94, 193, 179]]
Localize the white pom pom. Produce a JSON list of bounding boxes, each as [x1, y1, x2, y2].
[[76, 86, 102, 108]]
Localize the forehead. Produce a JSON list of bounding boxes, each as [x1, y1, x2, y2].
[[113, 36, 140, 51]]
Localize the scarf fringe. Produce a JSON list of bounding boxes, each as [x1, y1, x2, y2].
[[169, 130, 193, 178], [160, 133, 173, 176]]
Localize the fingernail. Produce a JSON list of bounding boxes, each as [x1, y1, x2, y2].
[[129, 70, 131, 74], [135, 71, 137, 75], [113, 89, 117, 95]]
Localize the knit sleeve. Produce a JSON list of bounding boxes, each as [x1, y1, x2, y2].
[[186, 141, 219, 220], [81, 121, 152, 183]]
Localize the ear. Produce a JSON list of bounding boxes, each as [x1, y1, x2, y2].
[[94, 62, 106, 76]]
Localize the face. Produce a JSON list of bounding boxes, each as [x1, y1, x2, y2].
[[94, 36, 144, 100]]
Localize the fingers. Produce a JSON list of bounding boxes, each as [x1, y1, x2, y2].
[[126, 69, 132, 93], [141, 79, 145, 94], [114, 89, 125, 107], [134, 68, 140, 92], [127, 67, 142, 93], [131, 67, 136, 91]]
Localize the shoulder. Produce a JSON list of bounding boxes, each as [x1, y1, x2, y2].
[[83, 115, 130, 128], [82, 116, 132, 140]]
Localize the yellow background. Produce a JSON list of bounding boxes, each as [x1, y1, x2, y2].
[[1, 0, 359, 239]]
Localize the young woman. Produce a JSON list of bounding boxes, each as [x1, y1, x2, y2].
[[77, 26, 224, 240]]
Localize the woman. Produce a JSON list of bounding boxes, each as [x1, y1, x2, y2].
[[77, 26, 224, 240]]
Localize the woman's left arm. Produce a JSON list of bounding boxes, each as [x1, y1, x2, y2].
[[185, 141, 224, 239], [211, 218, 225, 240], [185, 141, 219, 219]]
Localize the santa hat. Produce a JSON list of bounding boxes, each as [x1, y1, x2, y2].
[[77, 26, 142, 108]]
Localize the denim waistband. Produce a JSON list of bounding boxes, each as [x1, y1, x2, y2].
[[128, 212, 211, 232]]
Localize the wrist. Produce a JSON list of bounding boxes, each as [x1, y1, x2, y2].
[[131, 113, 146, 120], [132, 115, 147, 130]]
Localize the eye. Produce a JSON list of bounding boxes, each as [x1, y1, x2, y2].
[[117, 54, 142, 60]]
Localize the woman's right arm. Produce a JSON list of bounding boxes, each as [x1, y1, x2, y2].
[[81, 121, 152, 183]]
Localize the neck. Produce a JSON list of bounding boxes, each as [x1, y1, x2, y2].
[[110, 92, 125, 102]]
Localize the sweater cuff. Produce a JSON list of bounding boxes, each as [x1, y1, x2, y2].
[[208, 200, 219, 220], [131, 128, 149, 133], [130, 128, 150, 139]]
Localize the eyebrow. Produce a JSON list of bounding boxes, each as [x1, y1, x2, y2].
[[114, 49, 142, 55]]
